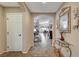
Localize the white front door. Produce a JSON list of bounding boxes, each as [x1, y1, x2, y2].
[[6, 13, 23, 51]]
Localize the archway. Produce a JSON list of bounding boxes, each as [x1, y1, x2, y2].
[[33, 14, 54, 50]]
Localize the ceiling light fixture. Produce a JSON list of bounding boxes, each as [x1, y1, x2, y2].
[[42, 2, 46, 4]]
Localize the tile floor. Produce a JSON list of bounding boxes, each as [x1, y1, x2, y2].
[[0, 32, 62, 57]]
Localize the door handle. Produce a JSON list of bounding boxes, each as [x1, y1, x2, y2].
[[7, 46, 9, 48], [7, 32, 9, 34], [18, 34, 21, 36]]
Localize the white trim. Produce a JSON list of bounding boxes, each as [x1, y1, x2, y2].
[[22, 51, 28, 54]]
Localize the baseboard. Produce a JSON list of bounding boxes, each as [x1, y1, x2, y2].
[[22, 51, 28, 54], [22, 44, 33, 54]]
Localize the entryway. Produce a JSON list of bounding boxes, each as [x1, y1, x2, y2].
[[33, 14, 54, 51]]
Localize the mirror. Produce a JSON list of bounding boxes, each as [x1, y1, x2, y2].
[[59, 6, 71, 33]]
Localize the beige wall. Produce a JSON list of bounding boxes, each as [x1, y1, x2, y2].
[[20, 3, 34, 53], [55, 2, 79, 56], [0, 6, 6, 53], [0, 5, 33, 53], [4, 7, 23, 13]]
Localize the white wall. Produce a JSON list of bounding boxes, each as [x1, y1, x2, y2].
[[55, 2, 79, 57]]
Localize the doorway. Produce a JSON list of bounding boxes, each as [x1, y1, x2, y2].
[[6, 13, 23, 51], [33, 14, 53, 51]]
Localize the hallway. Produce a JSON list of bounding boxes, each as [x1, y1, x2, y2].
[[33, 14, 53, 53], [33, 32, 52, 51], [0, 2, 79, 57]]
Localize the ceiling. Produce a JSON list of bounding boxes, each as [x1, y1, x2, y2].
[[0, 2, 64, 13], [26, 2, 64, 13], [34, 15, 53, 23], [0, 2, 20, 7]]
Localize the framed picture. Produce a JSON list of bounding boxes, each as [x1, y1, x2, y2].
[[59, 6, 71, 33]]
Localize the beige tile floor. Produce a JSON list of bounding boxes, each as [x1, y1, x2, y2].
[[0, 33, 62, 57], [0, 42, 60, 57], [0, 42, 62, 57], [0, 46, 61, 57]]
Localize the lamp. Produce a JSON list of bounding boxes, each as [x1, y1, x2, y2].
[[42, 2, 46, 4]]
